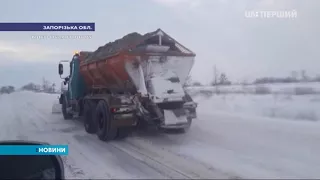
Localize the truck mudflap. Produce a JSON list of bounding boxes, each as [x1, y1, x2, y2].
[[164, 109, 187, 124], [112, 113, 138, 127], [160, 110, 189, 128], [160, 122, 191, 129], [160, 101, 197, 128]]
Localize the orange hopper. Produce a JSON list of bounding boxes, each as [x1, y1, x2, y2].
[[78, 29, 195, 92]]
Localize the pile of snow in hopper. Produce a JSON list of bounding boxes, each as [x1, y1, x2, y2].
[[83, 29, 193, 63], [84, 32, 143, 62]]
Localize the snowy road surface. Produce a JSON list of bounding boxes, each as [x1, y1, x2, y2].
[[1, 91, 320, 179]]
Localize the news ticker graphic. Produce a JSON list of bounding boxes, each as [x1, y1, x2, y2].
[[0, 145, 68, 155], [0, 23, 95, 31]]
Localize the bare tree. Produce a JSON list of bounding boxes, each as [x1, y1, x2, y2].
[[0, 86, 15, 94], [212, 65, 218, 86], [219, 73, 227, 84], [211, 65, 221, 94], [42, 77, 51, 92], [300, 70, 309, 82]]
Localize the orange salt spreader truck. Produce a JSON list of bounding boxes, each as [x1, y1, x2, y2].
[[58, 29, 197, 141]]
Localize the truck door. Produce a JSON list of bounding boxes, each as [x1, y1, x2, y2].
[[68, 54, 85, 100], [68, 59, 75, 100]]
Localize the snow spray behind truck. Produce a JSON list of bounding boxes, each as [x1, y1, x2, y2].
[[58, 29, 197, 141]]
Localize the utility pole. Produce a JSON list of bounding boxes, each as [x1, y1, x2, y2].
[[213, 65, 219, 94], [213, 65, 217, 85]]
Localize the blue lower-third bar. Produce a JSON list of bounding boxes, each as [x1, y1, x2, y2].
[[0, 145, 69, 155], [0, 23, 95, 31]]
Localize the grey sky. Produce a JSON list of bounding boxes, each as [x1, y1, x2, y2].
[[0, 0, 319, 87]]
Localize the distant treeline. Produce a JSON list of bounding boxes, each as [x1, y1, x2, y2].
[[0, 86, 15, 94], [254, 70, 320, 84], [186, 69, 320, 86], [21, 78, 56, 93], [254, 77, 320, 84]]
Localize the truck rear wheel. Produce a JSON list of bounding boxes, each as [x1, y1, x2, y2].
[[95, 100, 117, 141], [62, 97, 73, 120], [83, 100, 97, 134]]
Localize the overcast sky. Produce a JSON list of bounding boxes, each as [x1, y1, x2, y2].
[[0, 0, 319, 87]]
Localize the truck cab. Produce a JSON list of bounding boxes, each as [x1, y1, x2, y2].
[[58, 52, 86, 119]]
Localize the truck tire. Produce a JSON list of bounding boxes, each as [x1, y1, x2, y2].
[[62, 97, 73, 120], [95, 100, 117, 141], [83, 100, 97, 134]]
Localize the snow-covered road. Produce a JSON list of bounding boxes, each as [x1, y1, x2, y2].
[[1, 91, 320, 179]]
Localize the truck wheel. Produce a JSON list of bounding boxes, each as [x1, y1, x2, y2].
[[116, 127, 132, 140], [83, 100, 97, 134], [95, 100, 117, 141], [62, 97, 73, 120]]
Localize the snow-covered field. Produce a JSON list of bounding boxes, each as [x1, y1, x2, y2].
[[0, 90, 320, 179], [193, 94, 320, 121], [188, 82, 320, 121]]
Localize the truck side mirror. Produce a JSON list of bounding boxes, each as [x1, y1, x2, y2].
[[58, 64, 63, 75]]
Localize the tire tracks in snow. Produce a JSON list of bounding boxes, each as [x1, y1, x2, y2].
[[129, 127, 241, 178], [15, 100, 91, 179], [71, 133, 171, 179], [114, 137, 238, 179], [0, 97, 28, 140], [71, 131, 237, 179], [5, 101, 31, 141]]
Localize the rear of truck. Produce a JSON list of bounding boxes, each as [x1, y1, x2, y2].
[[124, 30, 197, 130]]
